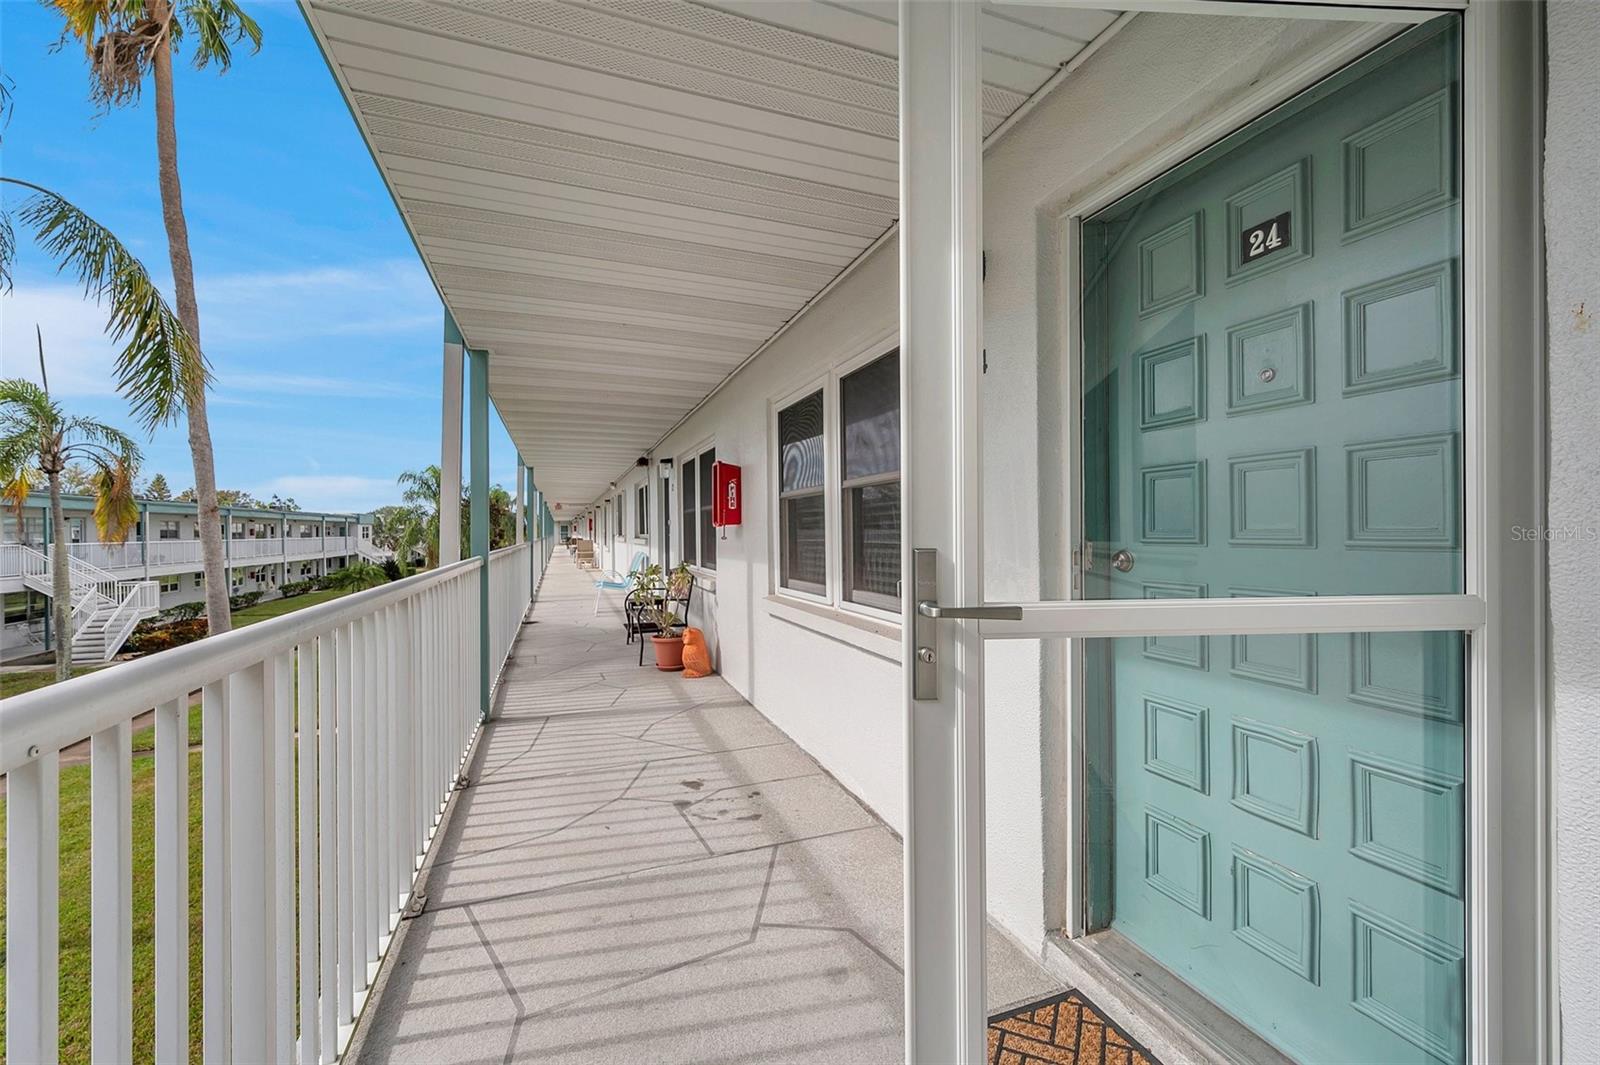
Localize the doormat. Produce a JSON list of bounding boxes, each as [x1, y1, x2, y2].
[[989, 990, 1161, 1065]]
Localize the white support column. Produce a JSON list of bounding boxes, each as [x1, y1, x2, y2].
[[441, 316, 465, 566], [900, 2, 985, 1062], [514, 458, 525, 545]]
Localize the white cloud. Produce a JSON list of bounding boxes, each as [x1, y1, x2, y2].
[[225, 372, 430, 399], [2, 256, 438, 399], [1, 286, 122, 396], [252, 474, 401, 513]]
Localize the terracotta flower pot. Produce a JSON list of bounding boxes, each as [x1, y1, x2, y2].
[[651, 634, 685, 671]]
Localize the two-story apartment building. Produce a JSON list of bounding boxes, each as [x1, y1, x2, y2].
[[0, 492, 384, 662]]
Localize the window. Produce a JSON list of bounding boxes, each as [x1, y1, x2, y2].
[[680, 455, 697, 566], [678, 445, 718, 570], [778, 390, 826, 595], [841, 351, 901, 611], [698, 448, 716, 570], [635, 484, 648, 538], [159, 576, 180, 593], [615, 495, 624, 539], [158, 520, 180, 540]]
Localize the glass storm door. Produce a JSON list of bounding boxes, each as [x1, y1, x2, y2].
[[1077, 22, 1468, 1065]]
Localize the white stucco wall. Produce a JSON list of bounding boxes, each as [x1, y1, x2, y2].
[[1546, 3, 1600, 1059], [628, 12, 1390, 953]]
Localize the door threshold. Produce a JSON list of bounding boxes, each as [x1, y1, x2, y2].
[[1041, 929, 1294, 1065]]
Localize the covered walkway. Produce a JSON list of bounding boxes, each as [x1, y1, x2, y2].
[[348, 553, 1060, 1063]]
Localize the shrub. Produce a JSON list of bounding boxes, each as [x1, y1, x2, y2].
[[381, 558, 403, 582], [126, 618, 209, 655], [229, 591, 263, 610], [159, 601, 205, 622], [280, 580, 314, 598]]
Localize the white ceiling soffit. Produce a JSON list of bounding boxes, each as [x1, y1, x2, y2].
[[303, 0, 1120, 507]]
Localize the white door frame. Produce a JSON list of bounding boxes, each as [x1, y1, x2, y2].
[[975, 4, 1544, 1062], [899, 1, 987, 1062]]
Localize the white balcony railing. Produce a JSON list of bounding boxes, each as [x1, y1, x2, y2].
[[0, 537, 365, 578], [2, 543, 533, 1063]]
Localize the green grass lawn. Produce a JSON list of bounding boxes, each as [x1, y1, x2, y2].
[[0, 752, 206, 1064], [0, 587, 361, 1060], [1, 666, 101, 699], [231, 586, 354, 626]]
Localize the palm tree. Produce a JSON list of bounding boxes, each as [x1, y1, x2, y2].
[[330, 560, 389, 593], [49, 0, 262, 637], [397, 464, 444, 568], [1, 343, 141, 680]]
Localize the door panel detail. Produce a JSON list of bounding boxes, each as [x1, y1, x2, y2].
[[1140, 461, 1206, 543], [1342, 88, 1457, 242], [1226, 157, 1313, 283], [1139, 336, 1207, 429], [1230, 589, 1318, 693], [1228, 448, 1316, 546], [1141, 581, 1208, 669], [1349, 902, 1466, 1063], [1230, 718, 1319, 837], [1226, 302, 1315, 414], [1143, 808, 1211, 917], [1138, 212, 1205, 316], [1143, 696, 1210, 793], [1231, 847, 1321, 983], [1345, 433, 1460, 549], [1347, 630, 1464, 722], [1343, 260, 1459, 395], [1349, 751, 1465, 897]]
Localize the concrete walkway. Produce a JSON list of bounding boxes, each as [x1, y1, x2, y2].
[[351, 552, 1060, 1064]]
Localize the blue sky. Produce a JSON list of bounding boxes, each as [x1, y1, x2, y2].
[[1, 0, 520, 513]]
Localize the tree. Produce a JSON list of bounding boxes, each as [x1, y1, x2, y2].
[[267, 493, 298, 511], [214, 488, 263, 509], [50, 0, 263, 638], [1, 343, 140, 680], [397, 464, 444, 568], [60, 462, 97, 494], [144, 471, 172, 499], [330, 560, 388, 593]]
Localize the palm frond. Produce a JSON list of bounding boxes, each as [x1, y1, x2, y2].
[[1, 208, 14, 294], [63, 414, 140, 458], [9, 181, 209, 429], [0, 377, 63, 430], [180, 0, 260, 71], [91, 455, 140, 542]]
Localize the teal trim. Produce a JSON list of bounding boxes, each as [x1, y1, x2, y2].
[[445, 310, 464, 347], [469, 347, 491, 721]]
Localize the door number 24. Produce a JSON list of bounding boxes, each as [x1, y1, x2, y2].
[[1241, 210, 1293, 264]]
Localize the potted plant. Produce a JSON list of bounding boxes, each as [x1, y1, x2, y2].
[[666, 561, 693, 598], [646, 598, 686, 671]]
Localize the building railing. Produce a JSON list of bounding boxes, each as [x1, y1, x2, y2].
[[0, 552, 525, 1063], [1, 537, 364, 580], [487, 543, 532, 687]]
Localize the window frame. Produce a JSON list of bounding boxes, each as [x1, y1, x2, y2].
[[837, 346, 903, 618], [767, 336, 902, 621], [770, 377, 833, 603], [634, 482, 648, 541], [675, 437, 718, 573]]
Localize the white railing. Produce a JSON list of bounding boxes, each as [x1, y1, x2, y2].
[[0, 537, 366, 579], [2, 553, 509, 1063], [488, 543, 532, 687], [145, 538, 203, 568], [96, 582, 161, 659]]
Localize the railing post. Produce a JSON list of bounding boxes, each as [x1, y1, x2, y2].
[[6, 753, 60, 1065], [90, 720, 134, 1063], [469, 345, 491, 721]]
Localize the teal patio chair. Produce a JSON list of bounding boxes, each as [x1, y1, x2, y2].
[[595, 551, 649, 614]]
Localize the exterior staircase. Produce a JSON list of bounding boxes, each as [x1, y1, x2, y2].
[[9, 543, 161, 664]]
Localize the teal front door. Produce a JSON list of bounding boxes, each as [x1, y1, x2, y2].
[[1080, 21, 1467, 1064]]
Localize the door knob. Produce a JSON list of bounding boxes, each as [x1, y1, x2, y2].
[[1111, 549, 1135, 573]]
